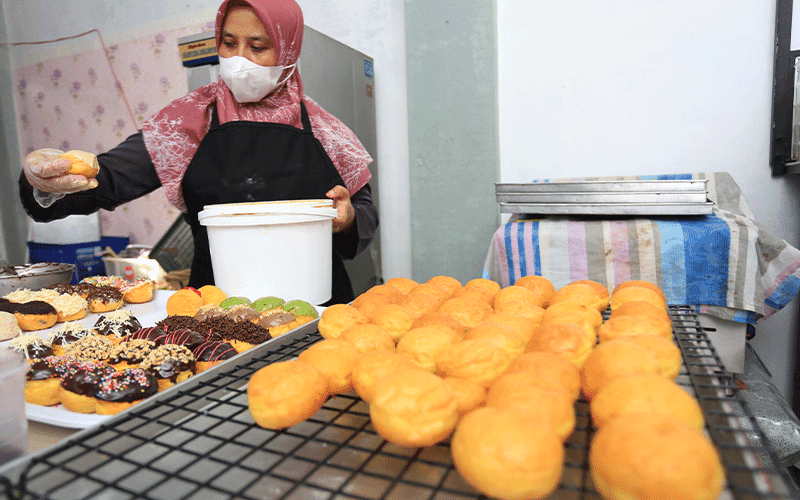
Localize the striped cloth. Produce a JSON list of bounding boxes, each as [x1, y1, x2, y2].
[[483, 172, 800, 323]]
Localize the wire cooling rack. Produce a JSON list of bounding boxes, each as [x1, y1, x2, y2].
[[1, 308, 798, 500]]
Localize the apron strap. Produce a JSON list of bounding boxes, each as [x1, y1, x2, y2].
[[300, 101, 313, 133], [210, 103, 220, 129]]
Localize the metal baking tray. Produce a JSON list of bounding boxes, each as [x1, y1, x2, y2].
[[497, 191, 709, 204], [496, 179, 712, 216], [1, 310, 796, 500], [496, 179, 709, 194], [499, 201, 715, 216]]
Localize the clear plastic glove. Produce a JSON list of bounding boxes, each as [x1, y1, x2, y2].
[[23, 148, 98, 194], [327, 185, 355, 233]]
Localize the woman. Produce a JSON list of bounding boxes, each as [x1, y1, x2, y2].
[[19, 0, 378, 305]]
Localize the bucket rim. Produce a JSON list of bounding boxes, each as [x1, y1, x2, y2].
[[200, 199, 333, 217], [198, 209, 337, 226]]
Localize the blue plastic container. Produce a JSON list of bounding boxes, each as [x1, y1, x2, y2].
[[28, 237, 130, 284]]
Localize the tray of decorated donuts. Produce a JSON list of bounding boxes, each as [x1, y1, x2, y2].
[[0, 277, 320, 429]]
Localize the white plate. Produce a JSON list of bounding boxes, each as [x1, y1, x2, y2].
[[2, 290, 173, 430], [6, 291, 321, 430], [25, 403, 110, 429]]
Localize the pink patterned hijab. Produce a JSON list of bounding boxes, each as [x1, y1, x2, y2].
[[141, 0, 373, 212]]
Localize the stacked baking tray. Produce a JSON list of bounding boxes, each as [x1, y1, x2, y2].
[[0, 310, 796, 500], [496, 179, 714, 216]]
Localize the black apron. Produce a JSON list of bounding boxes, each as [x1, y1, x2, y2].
[[181, 101, 354, 304]]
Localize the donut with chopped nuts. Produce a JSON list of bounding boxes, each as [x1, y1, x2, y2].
[[64, 335, 114, 363], [140, 344, 195, 391], [107, 339, 157, 370], [49, 322, 93, 356]]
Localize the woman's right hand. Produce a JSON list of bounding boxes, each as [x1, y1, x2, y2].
[[23, 148, 98, 193]]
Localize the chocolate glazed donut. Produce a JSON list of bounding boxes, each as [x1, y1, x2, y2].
[[94, 368, 159, 415], [13, 300, 58, 331]]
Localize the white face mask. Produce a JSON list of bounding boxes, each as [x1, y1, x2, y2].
[[218, 55, 296, 103]]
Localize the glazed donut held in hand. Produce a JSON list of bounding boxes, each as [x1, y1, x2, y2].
[[23, 148, 99, 194]]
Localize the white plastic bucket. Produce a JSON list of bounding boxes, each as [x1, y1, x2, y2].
[[198, 200, 337, 305]]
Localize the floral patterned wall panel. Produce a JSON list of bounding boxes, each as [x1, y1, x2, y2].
[[14, 21, 215, 246]]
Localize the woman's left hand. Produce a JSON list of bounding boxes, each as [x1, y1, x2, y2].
[[327, 185, 355, 233]]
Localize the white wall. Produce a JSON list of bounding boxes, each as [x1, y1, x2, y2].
[[498, 0, 800, 399], [1, 0, 412, 282]]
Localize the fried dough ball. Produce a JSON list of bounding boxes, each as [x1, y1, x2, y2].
[[526, 322, 594, 369], [426, 275, 462, 296], [590, 373, 704, 431], [297, 339, 360, 394], [452, 285, 494, 306], [481, 312, 539, 343], [505, 351, 581, 401], [590, 414, 724, 500], [463, 323, 526, 360], [369, 368, 458, 447], [318, 304, 369, 340], [464, 278, 501, 298], [407, 282, 451, 303], [339, 324, 396, 354], [485, 373, 576, 440], [435, 338, 510, 387], [570, 279, 609, 310], [351, 292, 394, 320], [395, 325, 460, 371], [351, 350, 416, 402], [540, 310, 599, 343], [366, 284, 405, 303], [609, 286, 667, 312], [491, 300, 545, 323], [397, 293, 440, 319], [247, 360, 328, 430], [580, 338, 659, 401], [493, 285, 542, 308], [550, 282, 606, 312], [513, 275, 555, 308], [411, 312, 467, 340], [597, 314, 672, 342], [383, 277, 419, 295], [612, 280, 666, 302], [616, 335, 682, 380], [437, 297, 493, 329], [442, 377, 486, 416], [609, 300, 670, 322], [371, 304, 416, 342], [541, 301, 603, 330], [452, 406, 563, 500]]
